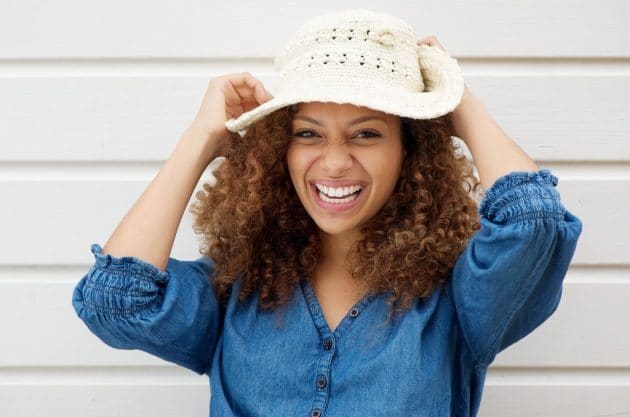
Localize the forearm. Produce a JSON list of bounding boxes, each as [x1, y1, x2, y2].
[[102, 126, 219, 271], [450, 91, 539, 191]]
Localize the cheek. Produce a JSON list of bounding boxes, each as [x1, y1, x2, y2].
[[286, 145, 312, 185], [361, 146, 403, 184], [286, 149, 299, 187]]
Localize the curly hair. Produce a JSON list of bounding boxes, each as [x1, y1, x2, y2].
[[190, 103, 483, 324]]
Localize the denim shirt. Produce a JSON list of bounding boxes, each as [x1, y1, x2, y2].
[[71, 168, 583, 417]]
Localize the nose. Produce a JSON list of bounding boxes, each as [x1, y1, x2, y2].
[[320, 143, 353, 175]]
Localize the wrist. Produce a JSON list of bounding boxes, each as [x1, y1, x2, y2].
[[179, 126, 221, 164], [454, 85, 476, 114], [451, 87, 482, 140]]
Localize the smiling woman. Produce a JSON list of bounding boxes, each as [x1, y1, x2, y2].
[[190, 100, 482, 323], [287, 103, 404, 237], [71, 8, 583, 417]]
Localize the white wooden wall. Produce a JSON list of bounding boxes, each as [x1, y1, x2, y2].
[[1, 1, 628, 416]]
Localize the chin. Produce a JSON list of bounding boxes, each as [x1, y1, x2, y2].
[[311, 217, 363, 236]]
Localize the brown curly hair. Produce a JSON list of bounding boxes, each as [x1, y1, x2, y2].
[[190, 103, 483, 324]]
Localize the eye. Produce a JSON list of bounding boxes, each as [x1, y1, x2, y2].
[[292, 130, 318, 138], [291, 129, 381, 139], [354, 129, 381, 139]]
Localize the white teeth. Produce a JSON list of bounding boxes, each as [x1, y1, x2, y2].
[[318, 190, 360, 204], [314, 183, 362, 198]]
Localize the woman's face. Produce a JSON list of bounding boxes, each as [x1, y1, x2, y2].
[[287, 102, 404, 236]]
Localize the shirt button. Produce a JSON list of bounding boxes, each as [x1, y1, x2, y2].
[[316, 374, 327, 389], [349, 307, 359, 318], [310, 409, 321, 417], [323, 338, 332, 350]]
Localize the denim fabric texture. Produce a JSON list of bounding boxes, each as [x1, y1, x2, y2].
[[71, 168, 583, 417]]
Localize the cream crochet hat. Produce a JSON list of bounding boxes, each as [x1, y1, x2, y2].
[[224, 8, 465, 133]]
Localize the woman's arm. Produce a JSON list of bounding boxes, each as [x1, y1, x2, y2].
[[101, 126, 219, 271], [451, 89, 540, 190], [102, 71, 273, 270], [447, 169, 583, 367], [72, 73, 273, 374], [72, 129, 222, 374], [72, 245, 222, 375], [416, 35, 538, 189]]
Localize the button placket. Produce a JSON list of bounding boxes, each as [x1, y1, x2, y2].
[[300, 278, 378, 417], [301, 279, 375, 338]]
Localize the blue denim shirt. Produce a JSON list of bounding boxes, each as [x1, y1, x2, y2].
[[71, 168, 583, 417]]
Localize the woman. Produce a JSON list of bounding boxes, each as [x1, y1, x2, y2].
[[72, 9, 583, 417]]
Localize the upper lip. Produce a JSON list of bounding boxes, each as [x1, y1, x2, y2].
[[310, 179, 367, 187]]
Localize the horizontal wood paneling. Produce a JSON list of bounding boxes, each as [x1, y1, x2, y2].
[[0, 174, 605, 264], [0, 275, 628, 368], [2, 1, 626, 416], [0, 1, 628, 58], [0, 385, 209, 417], [1, 75, 628, 161], [1, 381, 629, 417]]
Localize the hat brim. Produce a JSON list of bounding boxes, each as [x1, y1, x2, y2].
[[225, 46, 465, 133]]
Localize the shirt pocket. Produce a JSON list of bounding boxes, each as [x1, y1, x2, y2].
[[71, 243, 223, 375], [446, 169, 583, 368]]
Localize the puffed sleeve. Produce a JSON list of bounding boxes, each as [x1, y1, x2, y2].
[[447, 168, 583, 367], [71, 243, 223, 375]]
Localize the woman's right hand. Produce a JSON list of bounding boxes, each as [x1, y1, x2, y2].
[[188, 72, 273, 157]]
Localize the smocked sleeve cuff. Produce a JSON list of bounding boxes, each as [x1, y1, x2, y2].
[[82, 243, 170, 316], [478, 168, 564, 225], [72, 243, 222, 375]]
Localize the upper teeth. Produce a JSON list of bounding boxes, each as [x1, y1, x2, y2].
[[315, 183, 363, 197]]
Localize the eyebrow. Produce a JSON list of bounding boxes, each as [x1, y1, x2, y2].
[[293, 114, 388, 127]]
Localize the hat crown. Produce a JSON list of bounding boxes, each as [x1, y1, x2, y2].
[[273, 9, 425, 93], [224, 8, 465, 133]]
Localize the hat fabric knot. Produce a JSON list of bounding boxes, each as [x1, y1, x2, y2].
[[367, 26, 395, 47]]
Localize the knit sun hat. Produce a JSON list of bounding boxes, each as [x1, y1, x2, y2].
[[224, 8, 465, 134]]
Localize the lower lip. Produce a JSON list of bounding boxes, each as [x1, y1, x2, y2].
[[310, 183, 367, 212]]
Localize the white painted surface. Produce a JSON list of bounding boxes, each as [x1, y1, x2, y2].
[[1, 1, 628, 416]]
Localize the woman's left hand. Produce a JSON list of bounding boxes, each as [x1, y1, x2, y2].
[[416, 35, 449, 54], [416, 35, 472, 103]]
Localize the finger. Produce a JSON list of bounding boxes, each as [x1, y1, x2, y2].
[[224, 88, 264, 118], [241, 74, 273, 101], [222, 73, 272, 119], [221, 81, 248, 118], [231, 87, 264, 114], [234, 72, 271, 104], [248, 74, 273, 102], [429, 37, 447, 53], [224, 80, 261, 113], [222, 80, 248, 109], [418, 39, 447, 54]]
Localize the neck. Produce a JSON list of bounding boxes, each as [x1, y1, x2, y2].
[[319, 228, 363, 268], [314, 228, 369, 298]]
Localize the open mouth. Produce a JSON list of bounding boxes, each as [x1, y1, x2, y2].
[[309, 182, 367, 212]]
